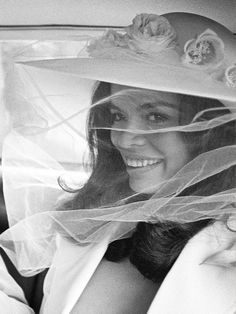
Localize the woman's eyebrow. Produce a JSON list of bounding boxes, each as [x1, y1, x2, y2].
[[139, 102, 178, 111], [109, 103, 126, 112], [109, 103, 120, 110]]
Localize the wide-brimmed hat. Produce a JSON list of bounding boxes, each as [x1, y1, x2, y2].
[[19, 12, 236, 105]]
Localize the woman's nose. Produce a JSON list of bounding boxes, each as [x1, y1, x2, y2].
[[112, 120, 147, 149]]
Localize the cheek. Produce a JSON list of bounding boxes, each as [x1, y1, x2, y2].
[[168, 133, 190, 165], [150, 133, 190, 163]]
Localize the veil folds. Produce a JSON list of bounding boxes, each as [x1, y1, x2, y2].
[[0, 37, 235, 276]]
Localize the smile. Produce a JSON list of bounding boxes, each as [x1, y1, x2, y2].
[[125, 158, 163, 168]]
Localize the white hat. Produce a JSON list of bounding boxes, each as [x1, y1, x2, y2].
[[19, 12, 236, 106]]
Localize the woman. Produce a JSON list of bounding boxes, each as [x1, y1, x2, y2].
[[79, 82, 235, 277], [43, 81, 235, 314], [0, 12, 235, 314]]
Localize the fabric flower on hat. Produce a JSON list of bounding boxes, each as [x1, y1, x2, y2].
[[182, 29, 225, 72], [125, 13, 178, 55], [87, 14, 179, 61], [225, 63, 236, 88], [87, 29, 130, 58]]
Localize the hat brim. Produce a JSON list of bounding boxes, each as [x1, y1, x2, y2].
[[18, 57, 236, 103]]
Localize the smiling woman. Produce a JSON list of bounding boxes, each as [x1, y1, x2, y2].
[[52, 77, 236, 313], [0, 11, 236, 314]]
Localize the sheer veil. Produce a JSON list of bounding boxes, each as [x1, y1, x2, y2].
[[0, 13, 235, 276]]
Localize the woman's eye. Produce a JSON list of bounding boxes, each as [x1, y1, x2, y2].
[[147, 113, 168, 123], [110, 111, 126, 122]]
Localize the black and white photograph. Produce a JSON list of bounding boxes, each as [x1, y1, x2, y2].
[[0, 1, 235, 313]]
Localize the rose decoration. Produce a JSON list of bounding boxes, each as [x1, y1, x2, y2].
[[87, 29, 129, 58], [181, 29, 225, 72], [224, 63, 236, 88], [87, 14, 179, 60], [125, 13, 178, 55]]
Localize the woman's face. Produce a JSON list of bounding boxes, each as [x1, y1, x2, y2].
[[110, 84, 191, 193]]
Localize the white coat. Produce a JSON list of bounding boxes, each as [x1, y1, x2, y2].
[[0, 254, 34, 314], [40, 222, 236, 314]]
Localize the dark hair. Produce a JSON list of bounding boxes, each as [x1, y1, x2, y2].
[[62, 81, 236, 282]]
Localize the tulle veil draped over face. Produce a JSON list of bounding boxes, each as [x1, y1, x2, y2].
[[0, 12, 235, 276]]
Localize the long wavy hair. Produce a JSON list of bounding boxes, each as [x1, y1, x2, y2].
[[62, 81, 236, 282]]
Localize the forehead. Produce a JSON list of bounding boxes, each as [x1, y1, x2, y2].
[[110, 84, 180, 108]]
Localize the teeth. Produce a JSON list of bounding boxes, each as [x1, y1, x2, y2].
[[143, 160, 148, 167], [126, 158, 161, 168]]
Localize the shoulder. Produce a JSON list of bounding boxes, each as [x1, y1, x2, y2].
[[148, 221, 236, 314]]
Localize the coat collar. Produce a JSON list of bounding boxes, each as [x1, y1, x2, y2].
[[41, 222, 236, 314]]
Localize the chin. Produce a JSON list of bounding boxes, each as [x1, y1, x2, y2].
[[129, 179, 159, 194]]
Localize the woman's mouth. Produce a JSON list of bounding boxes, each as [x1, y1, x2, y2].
[[124, 157, 163, 169]]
